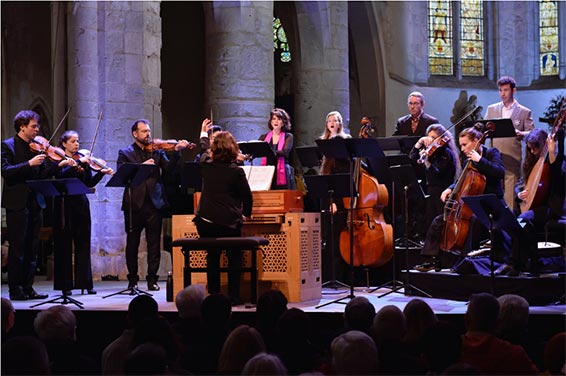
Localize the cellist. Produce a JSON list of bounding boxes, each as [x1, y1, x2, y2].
[[414, 125, 505, 272], [499, 127, 565, 276]]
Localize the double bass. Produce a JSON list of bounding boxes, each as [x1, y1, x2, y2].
[[520, 99, 566, 213], [339, 118, 393, 267], [441, 123, 494, 252]]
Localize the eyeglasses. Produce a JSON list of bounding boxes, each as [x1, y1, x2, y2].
[[408, 102, 422, 106]]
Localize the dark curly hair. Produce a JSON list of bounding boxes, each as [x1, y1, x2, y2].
[[267, 108, 291, 131], [13, 110, 40, 132]]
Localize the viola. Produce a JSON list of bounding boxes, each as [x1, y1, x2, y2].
[[417, 134, 451, 164], [30, 136, 83, 172], [143, 139, 196, 152]]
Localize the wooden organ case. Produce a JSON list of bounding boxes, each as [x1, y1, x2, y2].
[[172, 190, 322, 303]]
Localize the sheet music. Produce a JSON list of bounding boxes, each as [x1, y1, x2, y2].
[[240, 165, 275, 191]]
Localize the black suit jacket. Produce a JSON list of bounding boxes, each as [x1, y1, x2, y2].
[[196, 154, 253, 229], [393, 113, 439, 137], [1, 135, 58, 210], [117, 143, 181, 211]]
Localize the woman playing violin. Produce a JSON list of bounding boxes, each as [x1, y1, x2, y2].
[[53, 130, 113, 295], [414, 125, 505, 272], [409, 124, 460, 231]]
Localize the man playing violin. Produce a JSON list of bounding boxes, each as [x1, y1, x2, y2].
[[117, 119, 193, 292], [414, 126, 506, 272], [1, 110, 75, 300]]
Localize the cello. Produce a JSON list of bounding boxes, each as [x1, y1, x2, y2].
[[441, 122, 495, 252], [520, 99, 566, 213], [339, 117, 394, 267]]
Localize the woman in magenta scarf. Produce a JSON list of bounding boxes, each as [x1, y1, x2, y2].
[[259, 108, 297, 190]]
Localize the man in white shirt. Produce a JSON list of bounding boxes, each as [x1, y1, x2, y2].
[[485, 76, 534, 212]]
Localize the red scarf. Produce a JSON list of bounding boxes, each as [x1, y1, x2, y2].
[[261, 131, 286, 186]]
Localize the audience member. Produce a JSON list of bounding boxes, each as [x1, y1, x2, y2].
[[173, 284, 206, 373], [442, 362, 481, 375], [124, 342, 168, 375], [1, 335, 50, 375], [255, 289, 288, 353], [331, 330, 378, 375], [217, 324, 266, 375], [496, 294, 530, 346], [403, 298, 438, 355], [343, 296, 375, 334], [543, 332, 565, 375], [1, 297, 15, 344], [421, 321, 462, 374], [101, 294, 159, 375], [34, 305, 98, 374], [242, 352, 288, 375], [459, 292, 539, 375]]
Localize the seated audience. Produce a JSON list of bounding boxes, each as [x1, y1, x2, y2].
[[173, 284, 206, 372], [124, 342, 168, 375], [403, 298, 438, 355], [421, 321, 462, 374], [543, 332, 565, 376], [217, 324, 266, 375], [1, 336, 50, 375], [343, 296, 376, 334], [255, 289, 288, 353], [331, 330, 378, 375], [242, 352, 288, 375], [496, 294, 530, 347], [1, 298, 15, 344]]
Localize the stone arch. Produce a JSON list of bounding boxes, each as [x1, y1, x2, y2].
[[29, 97, 52, 139]]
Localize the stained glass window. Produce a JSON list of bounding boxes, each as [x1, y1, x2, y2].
[[273, 17, 291, 63], [539, 0, 559, 76], [460, 0, 484, 76], [428, 1, 453, 75]]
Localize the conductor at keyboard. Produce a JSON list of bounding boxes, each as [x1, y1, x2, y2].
[[193, 130, 253, 306]]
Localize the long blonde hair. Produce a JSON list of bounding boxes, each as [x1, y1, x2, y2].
[[320, 111, 350, 140]]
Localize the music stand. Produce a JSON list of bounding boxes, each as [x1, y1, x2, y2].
[[26, 178, 93, 309], [295, 146, 322, 169], [104, 163, 156, 298], [377, 164, 431, 298], [462, 194, 520, 295], [181, 161, 202, 192], [464, 118, 516, 138], [315, 137, 385, 308], [305, 174, 354, 291], [237, 141, 276, 162]]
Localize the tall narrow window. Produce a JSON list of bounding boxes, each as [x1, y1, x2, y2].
[[273, 17, 291, 63], [460, 0, 484, 76], [428, 1, 453, 75], [539, 0, 559, 76]]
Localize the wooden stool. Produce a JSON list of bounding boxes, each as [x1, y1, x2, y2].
[[171, 236, 269, 304]]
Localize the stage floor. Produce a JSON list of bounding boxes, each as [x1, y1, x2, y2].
[[3, 277, 564, 316]]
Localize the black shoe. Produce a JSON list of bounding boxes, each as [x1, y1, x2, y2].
[[81, 289, 97, 295], [25, 289, 48, 300], [414, 258, 441, 272], [9, 291, 29, 301], [494, 263, 513, 276], [127, 281, 138, 290], [147, 282, 160, 291]]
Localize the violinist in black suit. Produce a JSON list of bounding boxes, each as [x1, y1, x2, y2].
[[193, 130, 253, 305], [393, 92, 439, 137], [1, 110, 72, 300], [117, 119, 192, 291]]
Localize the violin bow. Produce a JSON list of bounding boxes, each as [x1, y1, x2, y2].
[[47, 107, 72, 144], [90, 111, 104, 155], [428, 105, 480, 144]]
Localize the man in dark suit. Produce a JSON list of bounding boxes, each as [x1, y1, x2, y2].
[[117, 119, 192, 291], [393, 91, 439, 137], [1, 110, 71, 300]]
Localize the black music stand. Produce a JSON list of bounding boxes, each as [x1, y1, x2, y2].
[[296, 146, 322, 169], [27, 178, 93, 309], [462, 194, 519, 295], [305, 174, 354, 291], [315, 137, 385, 308], [181, 161, 202, 192], [104, 163, 156, 298], [464, 119, 516, 141], [238, 141, 276, 163], [377, 164, 431, 298]]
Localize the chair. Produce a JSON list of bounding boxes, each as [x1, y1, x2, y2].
[[171, 237, 269, 304]]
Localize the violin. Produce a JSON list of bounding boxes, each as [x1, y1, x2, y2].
[[75, 149, 114, 175], [30, 136, 83, 172], [417, 134, 451, 164], [143, 139, 196, 152]]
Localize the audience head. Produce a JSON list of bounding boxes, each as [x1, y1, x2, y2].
[[442, 362, 481, 375], [175, 284, 206, 319], [127, 295, 159, 326], [403, 298, 438, 345], [217, 324, 266, 375], [344, 296, 375, 333], [331, 330, 378, 375], [256, 289, 288, 330], [1, 336, 50, 375], [132, 315, 182, 367], [201, 293, 232, 329], [371, 305, 406, 346], [1, 298, 15, 333], [125, 342, 168, 375], [543, 332, 566, 375], [33, 305, 77, 343], [242, 352, 287, 375], [465, 292, 499, 333], [496, 294, 529, 342], [421, 321, 462, 374], [277, 308, 311, 343]]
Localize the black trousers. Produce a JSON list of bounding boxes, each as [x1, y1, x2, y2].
[[6, 196, 42, 295], [124, 202, 162, 283], [194, 216, 242, 299], [53, 195, 94, 291]]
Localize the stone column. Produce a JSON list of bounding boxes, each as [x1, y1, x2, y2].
[[293, 1, 350, 145], [66, 1, 162, 280], [203, 2, 274, 142]]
